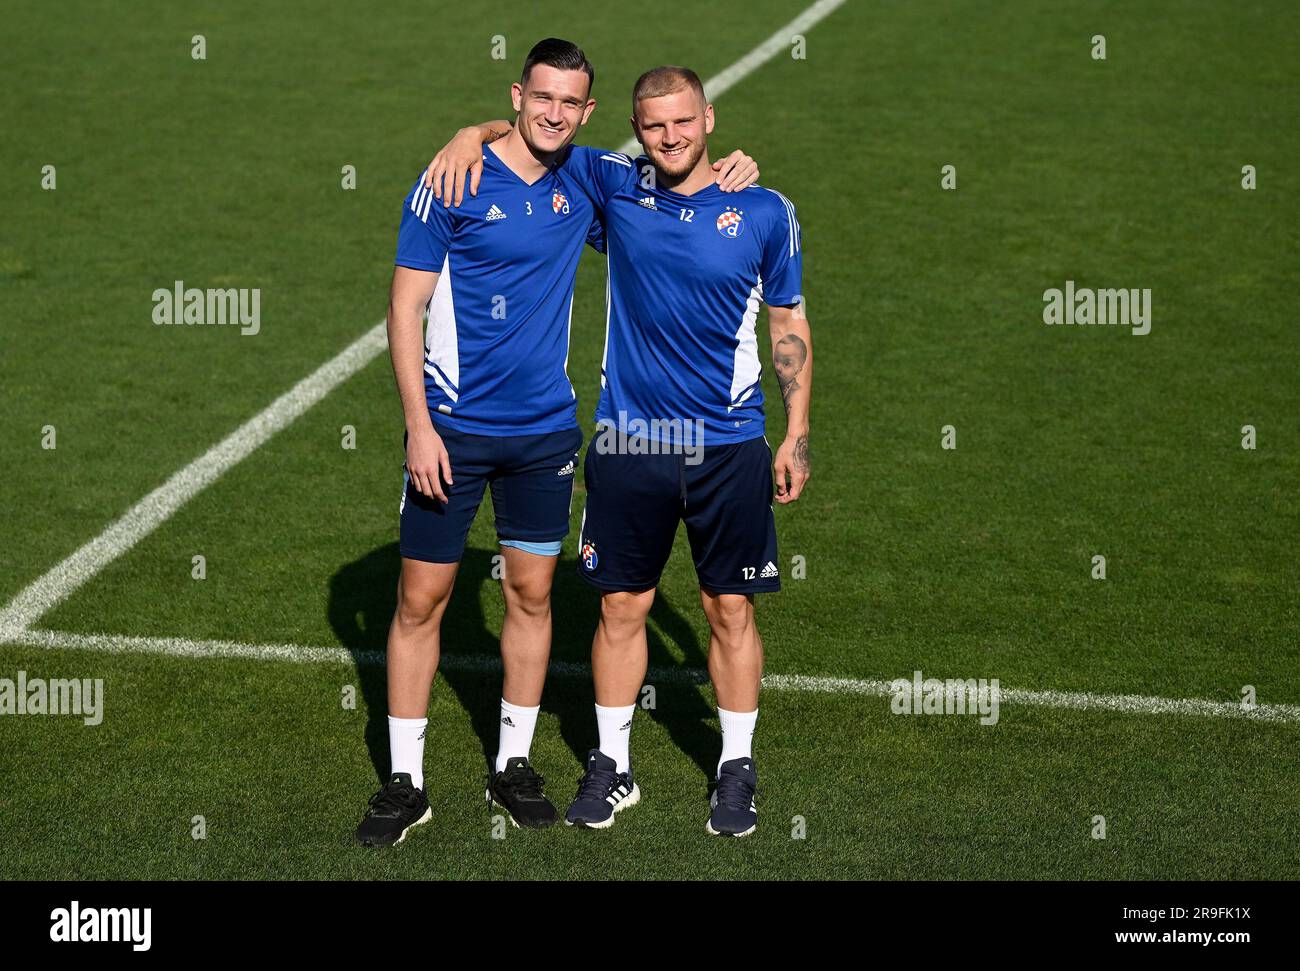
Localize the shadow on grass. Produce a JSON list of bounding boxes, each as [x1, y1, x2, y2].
[[327, 542, 721, 795]]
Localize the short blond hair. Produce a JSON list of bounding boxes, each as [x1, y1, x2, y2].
[[632, 65, 705, 106]]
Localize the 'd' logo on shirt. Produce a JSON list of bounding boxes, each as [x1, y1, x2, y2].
[[553, 191, 570, 215], [716, 207, 745, 238]]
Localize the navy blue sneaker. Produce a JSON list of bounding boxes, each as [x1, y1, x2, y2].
[[564, 749, 640, 829], [707, 757, 758, 837]]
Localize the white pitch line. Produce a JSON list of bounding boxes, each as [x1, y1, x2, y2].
[[0, 321, 389, 638], [6, 627, 1298, 724], [616, 0, 848, 155]]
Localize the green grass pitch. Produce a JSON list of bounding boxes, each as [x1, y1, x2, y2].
[[1, 0, 1297, 879]]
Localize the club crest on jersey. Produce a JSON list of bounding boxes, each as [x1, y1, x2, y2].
[[552, 191, 570, 215], [716, 206, 745, 238], [580, 541, 598, 571]]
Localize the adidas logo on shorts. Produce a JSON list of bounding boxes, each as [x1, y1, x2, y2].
[[759, 561, 779, 579], [557, 460, 575, 476], [485, 204, 507, 221]]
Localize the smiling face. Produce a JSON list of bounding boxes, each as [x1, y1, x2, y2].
[[511, 63, 596, 157], [631, 86, 715, 181]]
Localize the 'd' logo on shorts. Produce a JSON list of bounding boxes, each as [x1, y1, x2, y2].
[[580, 541, 598, 571], [716, 207, 744, 238]]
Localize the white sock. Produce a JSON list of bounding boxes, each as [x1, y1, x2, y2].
[[388, 715, 428, 790], [595, 703, 637, 774], [717, 707, 758, 777], [496, 698, 540, 772]]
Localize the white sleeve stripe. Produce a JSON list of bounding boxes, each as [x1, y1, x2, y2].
[[762, 187, 800, 258], [782, 195, 795, 257], [774, 190, 800, 232], [764, 189, 795, 256], [774, 190, 795, 257], [412, 184, 433, 223], [599, 153, 632, 167]]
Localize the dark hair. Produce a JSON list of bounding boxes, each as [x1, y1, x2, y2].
[[632, 65, 705, 106], [521, 38, 594, 94]]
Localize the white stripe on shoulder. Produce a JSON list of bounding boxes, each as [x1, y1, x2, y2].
[[599, 152, 632, 167], [761, 187, 799, 257], [764, 188, 795, 252], [774, 189, 800, 237]]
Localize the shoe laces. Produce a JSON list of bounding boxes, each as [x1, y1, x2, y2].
[[715, 771, 755, 812], [368, 779, 417, 818], [574, 764, 619, 802], [498, 762, 546, 800]]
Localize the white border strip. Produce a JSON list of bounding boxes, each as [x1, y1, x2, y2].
[[0, 322, 389, 638], [6, 628, 1297, 724], [616, 0, 849, 155]]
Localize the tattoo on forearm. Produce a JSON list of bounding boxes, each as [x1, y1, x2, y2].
[[485, 126, 512, 143], [773, 333, 808, 409], [794, 434, 810, 472]]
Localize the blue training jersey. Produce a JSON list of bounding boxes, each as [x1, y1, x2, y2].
[[558, 145, 803, 445], [394, 146, 604, 436]]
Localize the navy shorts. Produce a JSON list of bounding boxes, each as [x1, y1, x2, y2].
[[576, 433, 780, 594], [400, 422, 582, 564]]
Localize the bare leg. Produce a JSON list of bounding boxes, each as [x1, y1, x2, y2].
[[387, 557, 459, 717], [498, 545, 559, 707], [592, 589, 656, 707], [699, 590, 763, 712]]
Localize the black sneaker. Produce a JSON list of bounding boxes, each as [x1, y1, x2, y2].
[[707, 757, 758, 837], [485, 756, 557, 829], [354, 773, 431, 847], [565, 749, 640, 829]]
